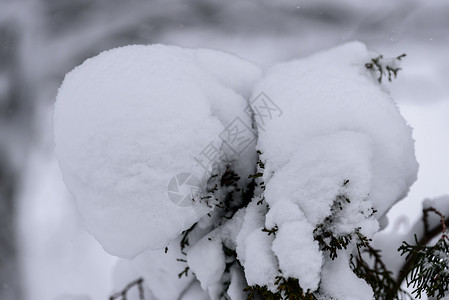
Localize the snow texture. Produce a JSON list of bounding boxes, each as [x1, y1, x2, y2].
[[226, 265, 247, 300], [320, 251, 374, 300], [236, 201, 278, 291], [187, 230, 226, 290], [54, 44, 262, 258], [239, 41, 418, 292], [253, 41, 418, 219], [54, 41, 419, 298], [124, 236, 193, 300], [271, 209, 322, 291]]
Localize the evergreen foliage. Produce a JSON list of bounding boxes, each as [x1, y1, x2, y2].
[[398, 207, 449, 299], [399, 236, 449, 299], [244, 276, 316, 300], [365, 53, 406, 83], [350, 245, 411, 300]]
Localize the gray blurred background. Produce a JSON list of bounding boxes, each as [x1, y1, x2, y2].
[[0, 0, 448, 299]]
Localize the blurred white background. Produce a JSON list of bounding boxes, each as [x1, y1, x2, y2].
[[0, 0, 447, 299]]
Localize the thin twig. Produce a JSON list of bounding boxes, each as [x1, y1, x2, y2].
[[109, 278, 144, 300], [423, 207, 448, 240]]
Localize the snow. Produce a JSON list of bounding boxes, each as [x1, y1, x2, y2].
[[242, 228, 278, 290], [236, 41, 418, 294], [236, 201, 278, 291], [264, 131, 374, 227], [220, 208, 246, 250], [179, 282, 210, 300], [226, 265, 247, 300], [320, 251, 374, 300], [253, 41, 418, 222], [53, 41, 421, 298], [272, 216, 322, 291], [6, 0, 448, 297], [187, 231, 226, 290], [54, 44, 261, 258], [235, 201, 265, 266], [266, 200, 322, 291], [117, 237, 194, 300], [192, 48, 262, 98]]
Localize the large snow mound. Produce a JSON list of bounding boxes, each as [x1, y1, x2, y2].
[[239, 41, 419, 291], [253, 41, 418, 220], [54, 44, 262, 258], [54, 41, 420, 298]]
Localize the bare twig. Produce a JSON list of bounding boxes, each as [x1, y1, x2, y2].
[[423, 207, 449, 240], [109, 278, 145, 300]]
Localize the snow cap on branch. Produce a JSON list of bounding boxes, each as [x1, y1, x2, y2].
[[54, 44, 262, 258]]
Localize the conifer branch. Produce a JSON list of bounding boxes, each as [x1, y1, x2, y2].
[[365, 53, 405, 83], [397, 207, 449, 299]]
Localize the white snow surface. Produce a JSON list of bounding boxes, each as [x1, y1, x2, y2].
[[320, 251, 374, 300], [264, 130, 376, 231], [226, 264, 247, 300], [236, 201, 278, 291], [187, 230, 226, 290], [253, 41, 418, 220], [271, 209, 322, 291], [240, 41, 418, 292], [53, 41, 421, 298], [126, 237, 193, 300], [54, 44, 262, 258]]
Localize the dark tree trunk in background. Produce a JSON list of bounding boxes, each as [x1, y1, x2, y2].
[[0, 24, 31, 300], [0, 162, 20, 300]]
